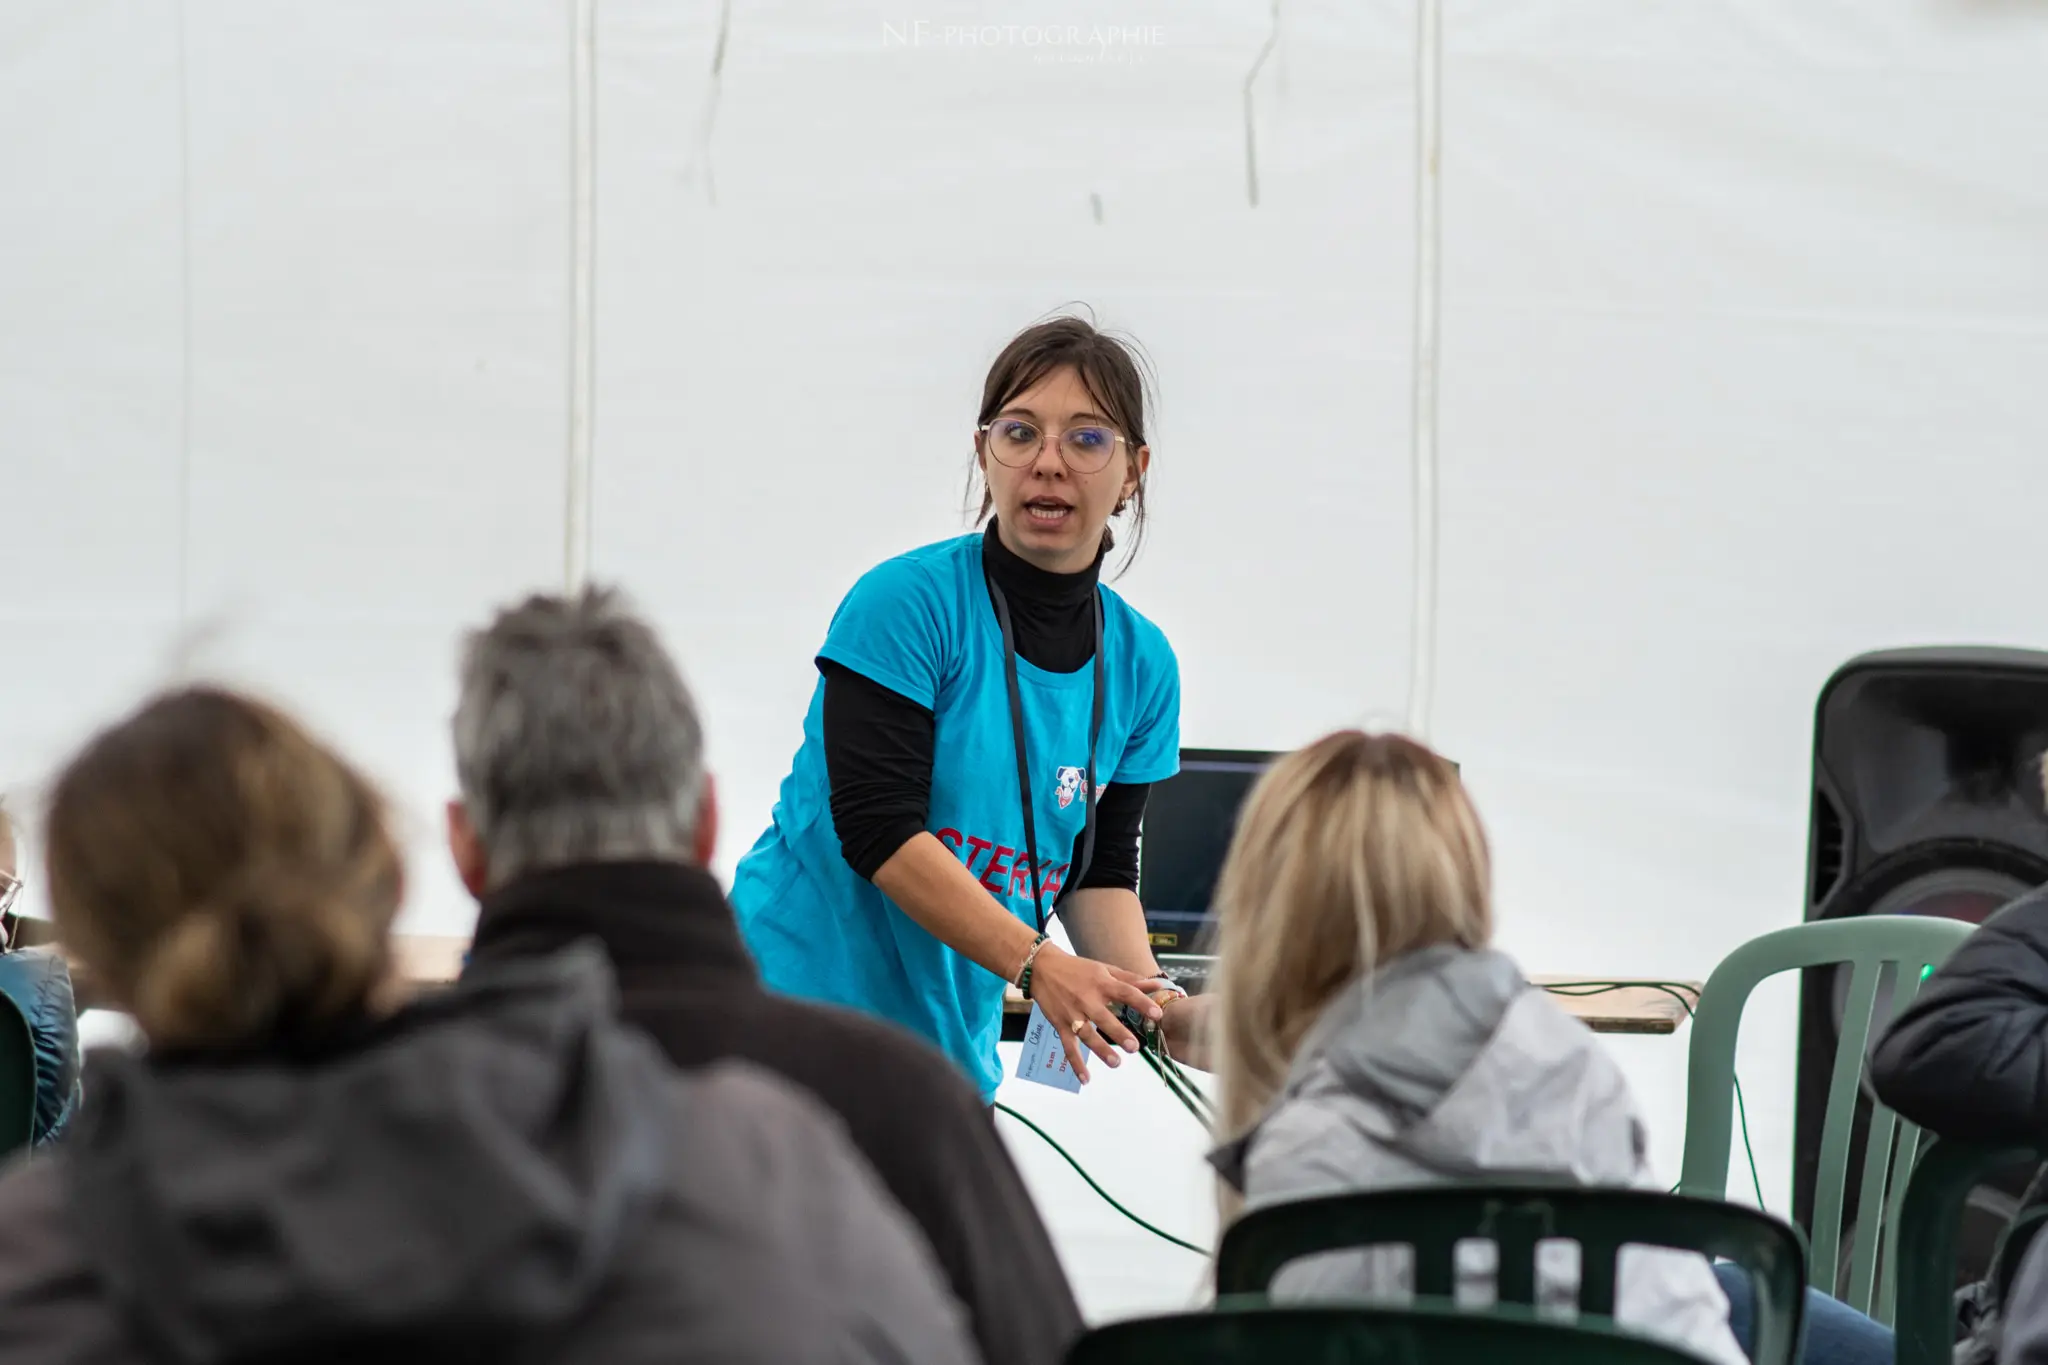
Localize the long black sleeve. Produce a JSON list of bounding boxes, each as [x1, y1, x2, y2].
[[823, 661, 1151, 896], [821, 662, 936, 880], [1070, 781, 1149, 893], [1869, 886, 2048, 1141]]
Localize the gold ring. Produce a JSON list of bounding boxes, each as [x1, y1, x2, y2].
[[1071, 1020, 1088, 1034]]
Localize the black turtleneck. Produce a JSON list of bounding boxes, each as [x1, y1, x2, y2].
[[821, 521, 1150, 888], [978, 515, 1102, 672]]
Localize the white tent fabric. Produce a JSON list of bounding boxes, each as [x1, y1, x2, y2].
[[6, 0, 2048, 1319]]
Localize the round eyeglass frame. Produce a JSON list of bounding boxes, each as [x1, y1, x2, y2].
[[977, 418, 1127, 474]]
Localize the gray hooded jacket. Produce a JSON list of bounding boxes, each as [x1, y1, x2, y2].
[[1210, 944, 1743, 1365], [0, 946, 979, 1365]]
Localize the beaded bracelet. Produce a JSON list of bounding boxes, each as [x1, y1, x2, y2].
[[1015, 932, 1051, 999]]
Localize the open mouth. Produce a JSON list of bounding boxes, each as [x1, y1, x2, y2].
[[1023, 498, 1073, 527]]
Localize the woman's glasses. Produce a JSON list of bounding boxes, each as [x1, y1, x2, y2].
[[979, 418, 1125, 474]]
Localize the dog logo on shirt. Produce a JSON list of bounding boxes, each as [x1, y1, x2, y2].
[[1055, 766, 1088, 809]]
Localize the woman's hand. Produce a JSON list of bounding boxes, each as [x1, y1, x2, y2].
[[1025, 944, 1164, 1082]]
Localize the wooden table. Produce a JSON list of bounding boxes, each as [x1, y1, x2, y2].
[[999, 975, 1699, 1040], [1527, 977, 1699, 1034], [390, 948, 1704, 1034], [41, 916, 1698, 1039]]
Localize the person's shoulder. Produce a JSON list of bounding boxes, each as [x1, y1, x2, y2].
[[668, 1056, 843, 1138], [1977, 882, 2048, 946], [0, 1154, 124, 1356], [722, 993, 990, 1135], [1100, 586, 1177, 670], [849, 535, 978, 600], [656, 1059, 892, 1251], [895, 531, 982, 570], [1238, 1081, 1397, 1207], [650, 1061, 978, 1362], [0, 1156, 79, 1274], [1508, 982, 1627, 1068]]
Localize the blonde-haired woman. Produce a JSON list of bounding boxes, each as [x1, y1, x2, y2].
[[1205, 731, 1888, 1365], [0, 686, 975, 1365]]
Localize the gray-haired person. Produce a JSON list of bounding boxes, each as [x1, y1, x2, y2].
[[447, 587, 1083, 1365]]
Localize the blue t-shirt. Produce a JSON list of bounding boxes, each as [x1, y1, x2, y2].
[[731, 533, 1182, 1100]]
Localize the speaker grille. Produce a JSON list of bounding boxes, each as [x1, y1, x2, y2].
[[1810, 789, 1847, 908]]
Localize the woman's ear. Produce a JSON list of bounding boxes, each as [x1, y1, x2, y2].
[[1126, 443, 1150, 501]]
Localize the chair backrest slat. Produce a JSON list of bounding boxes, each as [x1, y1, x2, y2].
[[1845, 1096, 1896, 1312], [1842, 961, 1932, 1318], [1810, 957, 1881, 1294], [1413, 1229, 1460, 1300], [1493, 1205, 1542, 1306], [1216, 1185, 1808, 1365], [1579, 1239, 1620, 1317], [1678, 916, 1975, 1321], [1875, 1118, 1924, 1326]]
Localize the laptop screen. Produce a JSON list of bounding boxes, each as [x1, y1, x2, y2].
[[1136, 745, 1459, 956], [1138, 748, 1278, 954]]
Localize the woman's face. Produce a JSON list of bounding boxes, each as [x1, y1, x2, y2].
[[977, 365, 1147, 574]]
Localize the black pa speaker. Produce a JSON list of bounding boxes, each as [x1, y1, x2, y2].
[[1798, 646, 2048, 1293]]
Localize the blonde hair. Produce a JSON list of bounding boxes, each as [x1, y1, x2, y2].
[[44, 686, 401, 1051], [1211, 731, 1493, 1163]]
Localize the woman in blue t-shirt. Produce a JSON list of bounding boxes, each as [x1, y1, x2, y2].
[[731, 316, 1210, 1102]]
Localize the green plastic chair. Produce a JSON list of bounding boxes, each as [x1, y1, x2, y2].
[[1067, 1300, 1723, 1365], [1214, 1185, 1805, 1365], [1677, 915, 1976, 1324], [0, 990, 35, 1157], [1893, 1138, 2043, 1365]]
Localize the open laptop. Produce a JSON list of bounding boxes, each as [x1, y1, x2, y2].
[[1137, 745, 1459, 995], [1138, 748, 1279, 994]]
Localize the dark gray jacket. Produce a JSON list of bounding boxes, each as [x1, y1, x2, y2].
[[0, 946, 979, 1365]]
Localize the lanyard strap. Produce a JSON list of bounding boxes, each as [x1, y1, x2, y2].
[[988, 576, 1105, 934]]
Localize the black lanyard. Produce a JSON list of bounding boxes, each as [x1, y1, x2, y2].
[[987, 574, 1105, 934]]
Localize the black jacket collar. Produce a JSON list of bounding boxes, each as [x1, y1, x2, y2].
[[466, 860, 757, 995]]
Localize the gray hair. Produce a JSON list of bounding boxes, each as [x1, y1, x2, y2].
[[453, 587, 706, 887]]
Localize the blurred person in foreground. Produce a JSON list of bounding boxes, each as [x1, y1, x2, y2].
[[0, 686, 978, 1365], [0, 798, 82, 1147], [445, 587, 1080, 1365], [1205, 730, 1891, 1365]]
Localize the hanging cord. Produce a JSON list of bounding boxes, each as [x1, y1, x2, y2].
[[996, 980, 1760, 1259], [993, 1100, 1209, 1257], [1539, 980, 1768, 1209], [1140, 1027, 1214, 1129]]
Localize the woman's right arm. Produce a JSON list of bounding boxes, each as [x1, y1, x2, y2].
[[822, 664, 1159, 1077]]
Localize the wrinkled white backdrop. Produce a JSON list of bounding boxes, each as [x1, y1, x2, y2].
[[6, 0, 2048, 1322]]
